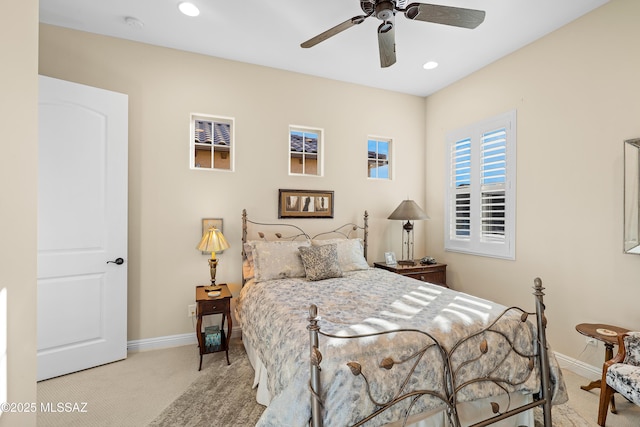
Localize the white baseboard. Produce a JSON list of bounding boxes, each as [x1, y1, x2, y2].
[[554, 350, 600, 379], [127, 328, 242, 352]]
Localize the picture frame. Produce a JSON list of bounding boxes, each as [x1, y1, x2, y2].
[[201, 218, 224, 255], [384, 251, 397, 266], [278, 189, 334, 218]]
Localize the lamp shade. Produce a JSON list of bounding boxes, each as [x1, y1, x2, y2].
[[196, 227, 230, 254], [387, 200, 429, 221]]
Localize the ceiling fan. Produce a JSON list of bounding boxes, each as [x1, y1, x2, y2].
[[301, 1, 486, 68]]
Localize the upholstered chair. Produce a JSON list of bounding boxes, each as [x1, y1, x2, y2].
[[597, 331, 640, 426]]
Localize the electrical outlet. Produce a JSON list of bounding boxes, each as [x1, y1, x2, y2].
[[187, 304, 197, 318], [586, 337, 598, 346]]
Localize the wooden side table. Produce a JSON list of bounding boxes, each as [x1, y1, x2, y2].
[[373, 261, 448, 288], [575, 323, 631, 413], [196, 284, 232, 370]]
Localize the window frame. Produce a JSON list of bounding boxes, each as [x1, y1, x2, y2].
[[190, 113, 235, 172], [444, 110, 516, 260], [288, 125, 324, 177], [367, 136, 393, 180]]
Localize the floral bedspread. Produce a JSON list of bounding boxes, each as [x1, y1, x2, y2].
[[236, 268, 567, 427]]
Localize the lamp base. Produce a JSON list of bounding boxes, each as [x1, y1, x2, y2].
[[204, 286, 221, 292], [397, 259, 416, 266], [207, 258, 219, 288]]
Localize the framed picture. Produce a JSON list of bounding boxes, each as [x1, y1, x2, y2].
[[278, 189, 334, 218], [384, 251, 397, 265], [201, 218, 224, 255]]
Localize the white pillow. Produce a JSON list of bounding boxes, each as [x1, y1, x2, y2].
[[248, 240, 311, 281], [311, 238, 369, 272]]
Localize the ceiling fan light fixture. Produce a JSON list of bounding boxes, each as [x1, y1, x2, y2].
[[405, 5, 420, 20], [379, 20, 393, 34], [178, 2, 200, 17], [423, 61, 439, 70]]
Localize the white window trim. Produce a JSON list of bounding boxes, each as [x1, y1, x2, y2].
[[288, 124, 324, 177], [444, 110, 516, 260], [367, 135, 393, 180], [189, 112, 235, 172]]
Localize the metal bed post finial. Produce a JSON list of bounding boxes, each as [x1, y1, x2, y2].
[[241, 209, 248, 285], [363, 210, 369, 260], [308, 304, 323, 427], [533, 277, 552, 426]]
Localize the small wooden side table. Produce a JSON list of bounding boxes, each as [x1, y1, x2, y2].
[[195, 284, 232, 370], [373, 261, 448, 288], [575, 323, 630, 413]]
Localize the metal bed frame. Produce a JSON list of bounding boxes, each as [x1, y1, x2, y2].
[[241, 208, 369, 285], [307, 278, 553, 427]]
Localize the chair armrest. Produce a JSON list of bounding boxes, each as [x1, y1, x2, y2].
[[603, 333, 628, 372]]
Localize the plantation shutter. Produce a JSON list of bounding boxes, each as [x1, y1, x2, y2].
[[444, 110, 516, 260], [481, 128, 506, 242], [452, 137, 472, 240]]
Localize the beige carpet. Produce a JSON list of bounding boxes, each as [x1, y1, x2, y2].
[[38, 338, 640, 426]]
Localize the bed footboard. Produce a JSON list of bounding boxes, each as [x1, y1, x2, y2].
[[308, 277, 553, 427]]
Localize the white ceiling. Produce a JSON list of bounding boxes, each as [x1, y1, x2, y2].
[[39, 0, 609, 97]]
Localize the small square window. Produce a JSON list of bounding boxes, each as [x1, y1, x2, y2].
[[289, 125, 323, 176], [190, 114, 234, 171]]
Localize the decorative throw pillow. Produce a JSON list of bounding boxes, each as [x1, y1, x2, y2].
[[249, 240, 310, 281], [623, 332, 640, 366], [298, 243, 343, 281], [311, 238, 369, 271]]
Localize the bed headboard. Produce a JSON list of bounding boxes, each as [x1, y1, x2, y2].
[[241, 209, 369, 284]]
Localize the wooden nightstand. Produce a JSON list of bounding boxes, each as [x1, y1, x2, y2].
[[373, 261, 448, 288], [195, 284, 232, 370]]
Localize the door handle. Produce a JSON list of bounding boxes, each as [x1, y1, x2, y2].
[[107, 257, 125, 265]]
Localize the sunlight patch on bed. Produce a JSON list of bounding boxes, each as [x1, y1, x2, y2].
[[402, 294, 431, 307], [454, 296, 493, 310], [409, 291, 437, 301], [441, 308, 474, 324], [432, 315, 453, 332], [389, 300, 422, 315], [447, 303, 490, 322], [328, 323, 384, 345], [380, 310, 413, 320], [364, 317, 399, 330], [417, 285, 443, 295]]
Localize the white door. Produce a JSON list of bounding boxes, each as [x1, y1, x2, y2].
[[37, 76, 128, 381]]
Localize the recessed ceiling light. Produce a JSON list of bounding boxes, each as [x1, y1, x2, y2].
[[423, 61, 439, 70], [178, 2, 200, 17]]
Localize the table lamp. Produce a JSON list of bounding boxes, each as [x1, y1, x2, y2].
[[387, 199, 429, 265], [196, 227, 230, 289]]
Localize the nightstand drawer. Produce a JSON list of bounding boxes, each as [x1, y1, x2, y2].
[[198, 299, 228, 315], [406, 271, 446, 285]]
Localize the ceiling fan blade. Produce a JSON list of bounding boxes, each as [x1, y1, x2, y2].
[[404, 3, 485, 29], [377, 18, 396, 68], [301, 15, 369, 48]]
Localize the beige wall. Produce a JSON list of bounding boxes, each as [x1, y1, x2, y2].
[[0, 0, 38, 426], [425, 0, 640, 367], [38, 25, 427, 342]]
